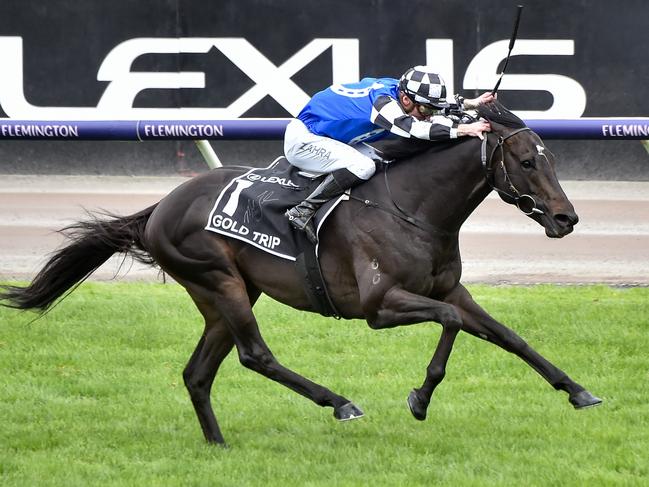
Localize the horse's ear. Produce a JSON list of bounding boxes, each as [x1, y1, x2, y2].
[[486, 119, 506, 133], [477, 101, 526, 129]]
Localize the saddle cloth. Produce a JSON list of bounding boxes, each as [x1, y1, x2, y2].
[[205, 157, 346, 260]]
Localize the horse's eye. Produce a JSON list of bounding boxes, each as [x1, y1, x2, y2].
[[521, 159, 535, 169]]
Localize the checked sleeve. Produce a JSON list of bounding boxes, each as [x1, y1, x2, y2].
[[370, 95, 458, 140]]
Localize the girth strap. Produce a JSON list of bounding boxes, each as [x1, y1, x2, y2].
[[295, 234, 341, 319]]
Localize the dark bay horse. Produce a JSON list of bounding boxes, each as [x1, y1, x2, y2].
[[1, 101, 601, 445]]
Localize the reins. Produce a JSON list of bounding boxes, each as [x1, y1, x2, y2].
[[347, 164, 454, 237]]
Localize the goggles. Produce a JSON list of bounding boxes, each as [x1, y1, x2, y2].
[[416, 103, 437, 117]]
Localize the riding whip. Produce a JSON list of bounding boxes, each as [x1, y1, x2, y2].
[[492, 5, 524, 96]]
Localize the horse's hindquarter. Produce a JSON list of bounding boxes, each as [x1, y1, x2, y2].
[[144, 168, 354, 314], [145, 169, 252, 281]]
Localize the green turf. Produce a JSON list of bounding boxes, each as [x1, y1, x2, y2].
[[1, 283, 648, 486]]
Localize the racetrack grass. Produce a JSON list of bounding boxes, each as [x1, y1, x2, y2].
[[1, 283, 648, 486]]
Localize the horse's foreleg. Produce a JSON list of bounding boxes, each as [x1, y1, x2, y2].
[[447, 284, 602, 409], [366, 287, 463, 421]]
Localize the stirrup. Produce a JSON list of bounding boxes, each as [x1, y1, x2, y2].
[[286, 207, 318, 243], [301, 221, 318, 244], [286, 205, 315, 230]]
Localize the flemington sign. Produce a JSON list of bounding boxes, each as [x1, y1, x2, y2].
[[1, 118, 648, 141], [601, 123, 649, 138], [0, 120, 287, 140]]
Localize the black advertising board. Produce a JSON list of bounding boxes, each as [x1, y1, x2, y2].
[[0, 0, 647, 178]]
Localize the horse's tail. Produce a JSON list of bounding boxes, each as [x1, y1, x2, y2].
[[0, 204, 158, 312]]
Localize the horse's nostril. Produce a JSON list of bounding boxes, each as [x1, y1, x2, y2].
[[555, 213, 579, 226]]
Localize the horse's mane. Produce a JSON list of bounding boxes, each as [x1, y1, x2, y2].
[[476, 100, 526, 128], [370, 135, 457, 161]]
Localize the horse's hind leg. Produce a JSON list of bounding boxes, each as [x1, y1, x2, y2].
[[447, 284, 602, 409], [182, 298, 238, 445], [224, 282, 362, 421], [187, 271, 362, 424]]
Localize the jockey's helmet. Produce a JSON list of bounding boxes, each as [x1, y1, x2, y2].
[[399, 66, 450, 108]]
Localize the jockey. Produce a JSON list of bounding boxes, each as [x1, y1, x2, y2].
[[284, 65, 494, 243]]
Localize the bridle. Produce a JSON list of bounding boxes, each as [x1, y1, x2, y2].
[[480, 127, 545, 216]]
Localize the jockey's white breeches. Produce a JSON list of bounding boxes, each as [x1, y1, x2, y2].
[[283, 119, 376, 180]]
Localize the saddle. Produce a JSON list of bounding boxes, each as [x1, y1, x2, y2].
[[205, 157, 346, 260], [205, 157, 346, 316]]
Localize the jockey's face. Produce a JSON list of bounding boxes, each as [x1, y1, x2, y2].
[[398, 92, 438, 120], [399, 92, 427, 120]]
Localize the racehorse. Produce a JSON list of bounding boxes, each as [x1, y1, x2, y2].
[[0, 101, 601, 445]]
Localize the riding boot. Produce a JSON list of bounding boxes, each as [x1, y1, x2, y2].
[[286, 168, 363, 243]]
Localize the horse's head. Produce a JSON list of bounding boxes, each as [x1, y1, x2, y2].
[[476, 101, 578, 238]]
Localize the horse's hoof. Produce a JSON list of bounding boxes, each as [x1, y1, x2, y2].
[[334, 402, 364, 421], [207, 440, 229, 448], [407, 389, 429, 421], [569, 390, 603, 409]]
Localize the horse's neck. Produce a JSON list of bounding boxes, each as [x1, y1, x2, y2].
[[391, 139, 492, 233]]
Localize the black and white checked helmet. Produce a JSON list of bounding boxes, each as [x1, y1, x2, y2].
[[399, 65, 449, 108]]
